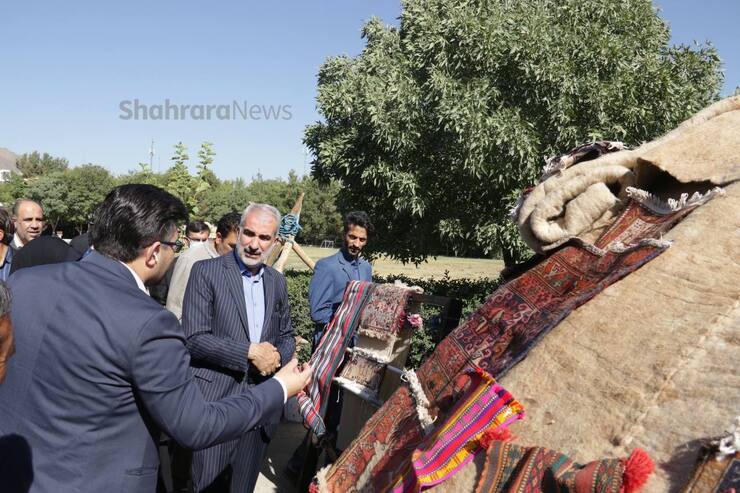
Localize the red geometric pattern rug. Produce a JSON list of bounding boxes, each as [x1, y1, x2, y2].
[[318, 199, 700, 492]]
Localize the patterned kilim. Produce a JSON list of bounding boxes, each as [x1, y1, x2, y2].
[[388, 369, 524, 492], [357, 284, 415, 341], [299, 282, 413, 438], [298, 281, 375, 437], [319, 199, 702, 492], [475, 440, 640, 493]]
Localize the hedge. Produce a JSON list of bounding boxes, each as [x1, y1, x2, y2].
[[284, 270, 504, 367]]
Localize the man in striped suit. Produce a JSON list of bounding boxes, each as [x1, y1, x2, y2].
[[182, 203, 295, 492]]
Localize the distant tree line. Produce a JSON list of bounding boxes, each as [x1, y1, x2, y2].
[[0, 143, 343, 245]]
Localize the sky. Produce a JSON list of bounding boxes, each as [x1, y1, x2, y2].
[[0, 1, 737, 181]]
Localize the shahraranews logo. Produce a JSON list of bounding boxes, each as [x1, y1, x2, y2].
[[118, 99, 292, 121]]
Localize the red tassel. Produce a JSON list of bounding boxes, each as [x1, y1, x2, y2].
[[620, 448, 654, 493], [478, 426, 514, 450], [308, 482, 319, 493]]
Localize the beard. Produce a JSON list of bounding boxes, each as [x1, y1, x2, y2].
[[239, 243, 275, 269]]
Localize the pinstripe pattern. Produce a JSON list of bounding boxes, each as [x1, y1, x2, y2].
[[182, 251, 295, 492]]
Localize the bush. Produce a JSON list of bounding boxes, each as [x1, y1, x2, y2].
[[284, 270, 504, 367]]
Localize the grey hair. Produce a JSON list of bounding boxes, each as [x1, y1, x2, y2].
[[0, 281, 10, 318], [240, 203, 281, 235]]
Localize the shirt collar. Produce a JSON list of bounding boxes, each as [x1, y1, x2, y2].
[[340, 248, 360, 265], [119, 262, 149, 295], [233, 250, 264, 279], [11, 233, 24, 249]]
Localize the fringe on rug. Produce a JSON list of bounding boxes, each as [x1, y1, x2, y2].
[[402, 369, 436, 435], [348, 346, 393, 365], [626, 186, 726, 215], [310, 464, 332, 493], [714, 415, 740, 460], [543, 235, 672, 257], [332, 377, 382, 405]]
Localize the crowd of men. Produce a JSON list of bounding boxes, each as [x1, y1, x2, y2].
[[0, 185, 374, 493]]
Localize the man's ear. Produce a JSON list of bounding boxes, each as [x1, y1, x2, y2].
[[145, 242, 161, 267], [214, 232, 223, 245]]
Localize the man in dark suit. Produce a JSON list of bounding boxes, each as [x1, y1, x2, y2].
[[0, 185, 310, 493], [183, 203, 295, 493]]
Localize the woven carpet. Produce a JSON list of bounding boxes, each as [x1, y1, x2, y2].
[[317, 198, 703, 492], [298, 282, 412, 438]]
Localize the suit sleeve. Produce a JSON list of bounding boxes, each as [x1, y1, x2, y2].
[[182, 261, 251, 372], [275, 276, 296, 366], [130, 309, 282, 450], [308, 260, 334, 326]]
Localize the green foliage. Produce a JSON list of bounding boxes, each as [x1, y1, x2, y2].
[[284, 269, 503, 367], [165, 142, 199, 214], [26, 171, 69, 232], [0, 172, 28, 206], [306, 0, 723, 265], [66, 164, 115, 233], [16, 151, 68, 178]]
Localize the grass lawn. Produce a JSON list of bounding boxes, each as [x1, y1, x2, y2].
[[282, 245, 504, 280]]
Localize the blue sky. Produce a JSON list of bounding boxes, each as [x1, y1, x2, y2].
[[0, 1, 737, 181]]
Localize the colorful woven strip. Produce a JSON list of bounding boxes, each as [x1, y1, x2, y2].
[[389, 368, 525, 492], [298, 281, 375, 437], [475, 440, 654, 493]]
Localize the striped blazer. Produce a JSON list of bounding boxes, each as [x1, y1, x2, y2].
[[182, 251, 295, 488]]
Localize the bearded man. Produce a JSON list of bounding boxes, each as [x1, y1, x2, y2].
[[182, 203, 296, 493]]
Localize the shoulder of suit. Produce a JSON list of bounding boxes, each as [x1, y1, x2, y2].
[[263, 264, 286, 283], [316, 251, 342, 266]]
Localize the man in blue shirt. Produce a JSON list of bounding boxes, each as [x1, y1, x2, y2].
[[286, 212, 373, 477], [182, 203, 296, 493], [308, 211, 374, 346]]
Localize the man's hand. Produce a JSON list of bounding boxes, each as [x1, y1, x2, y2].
[[248, 342, 280, 376], [274, 359, 312, 398]]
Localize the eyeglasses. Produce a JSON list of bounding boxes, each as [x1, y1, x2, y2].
[[160, 239, 184, 253]]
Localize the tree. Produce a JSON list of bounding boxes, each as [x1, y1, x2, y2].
[[165, 142, 198, 214], [16, 151, 69, 178], [26, 171, 69, 233], [306, 0, 723, 264], [66, 164, 115, 233]]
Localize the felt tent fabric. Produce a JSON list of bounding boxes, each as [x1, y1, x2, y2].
[[315, 194, 706, 492], [517, 95, 740, 253], [498, 175, 739, 488]]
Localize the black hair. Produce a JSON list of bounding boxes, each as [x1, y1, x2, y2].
[[90, 184, 189, 262], [343, 211, 374, 235], [216, 212, 241, 238], [0, 208, 14, 246], [186, 220, 210, 235]]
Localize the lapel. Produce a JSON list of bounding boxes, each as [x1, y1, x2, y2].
[[223, 253, 250, 338], [262, 267, 276, 336]]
